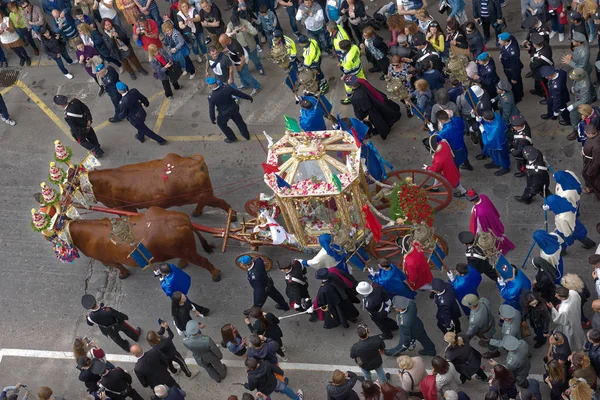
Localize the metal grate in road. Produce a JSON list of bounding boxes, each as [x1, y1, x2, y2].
[[0, 69, 19, 87]]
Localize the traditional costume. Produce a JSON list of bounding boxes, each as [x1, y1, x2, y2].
[[401, 240, 433, 291], [516, 146, 551, 204], [467, 191, 515, 255], [281, 260, 314, 317], [545, 195, 595, 248], [434, 116, 469, 168], [532, 229, 564, 283], [368, 262, 416, 299], [551, 289, 585, 350], [315, 268, 360, 329], [449, 265, 482, 315], [299, 97, 327, 131], [304, 233, 348, 272], [426, 136, 467, 197], [497, 267, 532, 311], [480, 112, 511, 171]]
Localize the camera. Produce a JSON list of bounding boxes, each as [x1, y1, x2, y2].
[[83, 336, 91, 344], [243, 309, 250, 316]]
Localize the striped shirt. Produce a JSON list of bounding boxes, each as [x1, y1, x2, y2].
[[480, 0, 489, 18]]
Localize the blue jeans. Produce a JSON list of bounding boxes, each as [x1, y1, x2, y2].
[[111, 14, 124, 29], [0, 94, 9, 120], [0, 46, 6, 63], [307, 26, 331, 52], [550, 13, 565, 34], [148, 5, 163, 33], [274, 380, 299, 400], [54, 51, 73, 74], [190, 31, 207, 55], [587, 18, 596, 42], [360, 365, 388, 383], [237, 64, 261, 89], [245, 47, 263, 71], [284, 4, 299, 35]]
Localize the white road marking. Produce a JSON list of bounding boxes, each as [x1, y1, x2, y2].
[[0, 348, 545, 380]]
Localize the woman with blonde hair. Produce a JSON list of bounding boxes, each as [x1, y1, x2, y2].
[[415, 8, 435, 34], [411, 78, 433, 128], [161, 20, 196, 79], [570, 351, 597, 389], [566, 377, 599, 400], [148, 43, 183, 99], [78, 23, 122, 68], [561, 273, 592, 329], [396, 355, 426, 396], [443, 331, 487, 383]]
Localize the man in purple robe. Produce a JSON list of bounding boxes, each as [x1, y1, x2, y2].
[[466, 189, 515, 255]]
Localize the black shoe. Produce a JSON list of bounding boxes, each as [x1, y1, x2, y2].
[[135, 135, 145, 143], [158, 140, 167, 145], [19, 58, 25, 67], [484, 162, 500, 169], [460, 163, 474, 171], [139, 69, 149, 76], [559, 119, 570, 126], [25, 57, 31, 66], [224, 138, 238, 143], [494, 168, 510, 176], [98, 86, 105, 97], [309, 313, 318, 322], [109, 117, 122, 123], [93, 148, 104, 158], [174, 85, 182, 90], [475, 153, 487, 160], [275, 304, 290, 311], [368, 67, 381, 73], [200, 307, 210, 315], [514, 171, 526, 177], [526, 72, 533, 78], [514, 196, 531, 204], [129, 72, 137, 80], [385, 372, 391, 381], [540, 114, 552, 119], [582, 239, 597, 249], [533, 339, 547, 348], [539, 99, 547, 105], [379, 74, 385, 80]]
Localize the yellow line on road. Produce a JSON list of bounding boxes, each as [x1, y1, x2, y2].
[[15, 80, 73, 141], [148, 91, 163, 102], [94, 120, 112, 132], [0, 86, 13, 95], [153, 98, 170, 133]]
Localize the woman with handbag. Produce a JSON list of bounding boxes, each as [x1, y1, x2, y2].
[[340, 0, 366, 44], [161, 20, 196, 79], [361, 25, 389, 81], [177, 0, 206, 63], [397, 355, 426, 398], [148, 43, 183, 98], [101, 18, 148, 79], [446, 18, 470, 60]]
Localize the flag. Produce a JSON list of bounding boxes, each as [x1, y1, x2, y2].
[[465, 87, 480, 109], [332, 174, 342, 191], [263, 131, 274, 147], [495, 254, 515, 280], [284, 115, 301, 133], [410, 102, 426, 122], [429, 242, 447, 270], [362, 204, 382, 242], [261, 162, 279, 174], [276, 174, 291, 189]]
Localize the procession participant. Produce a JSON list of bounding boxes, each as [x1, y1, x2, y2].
[[82, 294, 140, 352], [94, 360, 144, 400], [298, 34, 328, 93], [315, 268, 360, 329], [117, 82, 167, 145], [548, 286, 585, 350], [462, 294, 500, 359], [562, 32, 593, 77], [344, 75, 401, 140], [582, 124, 600, 198], [520, 291, 551, 348], [425, 134, 468, 198], [356, 281, 397, 339], [429, 110, 472, 170], [561, 273, 593, 329], [494, 80, 520, 126], [279, 260, 316, 321], [95, 63, 123, 123], [586, 329, 600, 376], [239, 255, 290, 311], [498, 31, 523, 103], [338, 39, 364, 105], [447, 263, 482, 316], [515, 146, 551, 204], [430, 277, 462, 334], [411, 33, 443, 73], [466, 190, 514, 255], [477, 110, 511, 176], [459, 231, 498, 281], [488, 336, 531, 386], [303, 233, 348, 271], [528, 33, 553, 101], [207, 77, 253, 143], [53, 95, 104, 157], [326, 20, 350, 60], [299, 98, 327, 131], [147, 321, 193, 378], [361, 26, 389, 81], [540, 65, 570, 125], [182, 320, 227, 383], [531, 257, 558, 304], [508, 115, 532, 178], [533, 229, 564, 283], [430, 89, 459, 128], [521, 16, 549, 54], [544, 194, 597, 249], [497, 304, 522, 341], [400, 236, 433, 291], [497, 264, 531, 311], [245, 306, 287, 360], [474, 52, 500, 99], [384, 296, 437, 357], [460, 85, 492, 141], [367, 258, 416, 299], [154, 263, 191, 299]]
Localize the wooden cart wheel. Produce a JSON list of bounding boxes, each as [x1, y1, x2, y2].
[[245, 198, 261, 217], [368, 225, 449, 269], [375, 169, 453, 212]]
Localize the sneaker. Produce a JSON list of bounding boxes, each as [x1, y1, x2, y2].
[[189, 73, 195, 80], [2, 117, 16, 126], [257, 44, 263, 53], [239, 85, 249, 90], [549, 31, 557, 39], [250, 88, 262, 96], [138, 69, 149, 76], [196, 54, 203, 63], [64, 73, 73, 79], [69, 60, 78, 65], [559, 33, 565, 42], [296, 390, 303, 399], [258, 69, 265, 76], [280, 346, 287, 352], [182, 70, 188, 76], [340, 97, 352, 105], [277, 354, 289, 362], [129, 72, 137, 80]]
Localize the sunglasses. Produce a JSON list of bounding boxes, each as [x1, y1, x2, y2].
[[392, 64, 401, 66]]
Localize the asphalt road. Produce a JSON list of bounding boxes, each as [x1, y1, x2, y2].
[[0, 0, 598, 399]]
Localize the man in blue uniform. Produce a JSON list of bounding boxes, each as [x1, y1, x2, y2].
[[367, 258, 416, 299], [356, 281, 398, 340], [207, 77, 253, 143], [475, 52, 500, 99], [96, 63, 123, 123], [117, 82, 167, 145], [448, 263, 482, 316], [429, 110, 472, 170], [53, 95, 104, 157], [508, 115, 533, 178], [528, 33, 553, 102], [540, 65, 570, 125], [431, 277, 462, 334], [239, 255, 290, 310], [498, 32, 523, 103], [384, 296, 436, 357]]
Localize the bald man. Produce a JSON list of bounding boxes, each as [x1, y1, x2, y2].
[[131, 344, 179, 390], [592, 300, 600, 331]]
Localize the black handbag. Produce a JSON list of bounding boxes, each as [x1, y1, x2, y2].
[[438, 0, 450, 14], [167, 61, 183, 82]]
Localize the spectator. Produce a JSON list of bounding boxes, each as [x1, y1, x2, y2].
[[131, 344, 178, 390], [161, 20, 196, 79], [205, 45, 236, 86], [472, 0, 503, 44], [326, 370, 360, 399], [361, 380, 382, 400], [148, 43, 183, 99], [432, 356, 461, 395], [226, 15, 263, 75], [102, 18, 148, 79], [278, 0, 300, 38], [425, 21, 446, 61], [545, 359, 568, 400], [133, 14, 161, 53], [387, 55, 415, 116], [361, 26, 389, 80], [522, 0, 547, 22], [446, 18, 469, 59], [77, 356, 102, 393], [133, 0, 162, 32], [244, 357, 303, 399], [350, 324, 388, 383], [586, 329, 600, 376], [396, 0, 427, 23], [0, 93, 15, 125], [176, 0, 205, 63], [21, 0, 45, 47], [565, 377, 599, 400], [40, 26, 73, 77], [397, 355, 426, 396], [73, 8, 94, 26], [77, 23, 122, 68], [516, 379, 542, 400], [96, 0, 123, 29], [199, 0, 224, 50], [75, 39, 104, 94], [152, 384, 186, 400], [431, 88, 458, 126], [570, 351, 597, 389], [415, 8, 435, 34], [257, 4, 278, 48], [245, 306, 287, 361], [7, 2, 37, 55], [489, 364, 518, 399], [118, 0, 140, 26], [521, 291, 551, 349], [1, 384, 25, 400], [246, 334, 280, 365], [340, 0, 365, 44], [561, 273, 592, 329], [387, 15, 412, 57], [41, 0, 73, 34], [296, 0, 332, 56], [547, 0, 567, 42], [404, 22, 419, 48], [0, 10, 30, 66], [411, 78, 434, 125], [73, 337, 114, 368], [219, 33, 262, 96], [171, 291, 210, 334], [464, 21, 485, 58], [37, 387, 64, 400], [221, 323, 247, 356], [443, 332, 487, 383], [52, 8, 78, 43], [446, 0, 468, 24], [147, 321, 193, 377], [380, 382, 407, 400]]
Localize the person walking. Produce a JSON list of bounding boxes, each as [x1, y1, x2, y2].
[[219, 34, 262, 96], [152, 385, 186, 400], [448, 263, 482, 316], [155, 263, 193, 300], [462, 294, 500, 358], [349, 324, 389, 383], [431, 277, 462, 334], [540, 65, 570, 125], [0, 93, 15, 126], [40, 26, 73, 78], [582, 124, 600, 198], [147, 321, 193, 378], [148, 44, 183, 99], [478, 110, 511, 176], [54, 95, 104, 157], [171, 291, 210, 335], [326, 370, 360, 400], [548, 286, 585, 350], [226, 15, 263, 75], [245, 306, 287, 361], [384, 296, 436, 357], [298, 34, 328, 93], [183, 319, 227, 383], [117, 81, 167, 145], [444, 331, 487, 383], [489, 335, 531, 386], [207, 77, 253, 143], [95, 63, 123, 123], [239, 254, 289, 310], [94, 360, 144, 400], [244, 357, 303, 399], [356, 281, 398, 340], [131, 344, 178, 389]]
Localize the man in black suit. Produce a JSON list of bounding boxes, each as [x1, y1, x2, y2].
[[116, 81, 167, 145], [130, 344, 179, 390], [94, 359, 144, 400]]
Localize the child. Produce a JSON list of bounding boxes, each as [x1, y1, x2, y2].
[[257, 4, 278, 48], [465, 21, 485, 58], [73, 8, 93, 26]]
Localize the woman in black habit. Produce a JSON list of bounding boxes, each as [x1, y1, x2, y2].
[[344, 75, 401, 140], [315, 268, 360, 329]]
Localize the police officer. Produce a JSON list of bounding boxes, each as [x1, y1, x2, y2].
[[93, 359, 144, 400], [339, 40, 364, 105], [494, 80, 520, 125], [431, 277, 462, 335], [521, 16, 549, 55], [239, 255, 290, 311], [498, 32, 524, 103], [508, 115, 533, 178], [498, 304, 522, 340], [562, 32, 593, 77], [489, 335, 531, 386], [384, 296, 436, 357], [540, 65, 570, 125], [117, 82, 167, 145], [82, 294, 140, 352], [528, 33, 553, 101], [458, 231, 498, 281], [462, 294, 500, 358], [356, 281, 398, 340], [53, 95, 104, 158], [279, 260, 316, 321], [326, 20, 350, 60], [567, 68, 594, 140], [515, 146, 551, 204], [95, 63, 123, 123], [298, 34, 328, 93], [475, 52, 500, 99], [207, 77, 253, 143], [411, 33, 443, 73]]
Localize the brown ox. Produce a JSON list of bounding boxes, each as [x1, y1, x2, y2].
[[87, 153, 235, 219], [68, 207, 221, 281]]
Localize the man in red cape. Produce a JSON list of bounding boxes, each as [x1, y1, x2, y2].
[[466, 189, 515, 255], [425, 135, 467, 198], [402, 237, 433, 291]]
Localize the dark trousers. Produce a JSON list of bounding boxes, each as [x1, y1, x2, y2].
[[508, 73, 524, 103], [217, 106, 250, 140], [108, 386, 144, 400], [254, 285, 289, 310], [0, 94, 9, 120], [371, 313, 398, 339], [75, 128, 102, 154], [547, 100, 570, 123], [162, 78, 181, 98], [103, 321, 140, 352], [533, 78, 548, 98], [108, 93, 122, 118], [529, 314, 548, 343], [183, 55, 196, 74], [168, 351, 192, 377], [105, 55, 122, 68], [131, 119, 166, 144], [520, 186, 552, 202], [481, 17, 492, 42], [16, 28, 38, 50], [54, 51, 74, 74], [10, 46, 28, 61], [459, 368, 487, 383], [437, 317, 462, 335]]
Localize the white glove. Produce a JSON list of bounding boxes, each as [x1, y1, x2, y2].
[[553, 111, 559, 117], [497, 277, 505, 286], [332, 123, 340, 130], [470, 109, 475, 117], [446, 271, 455, 282], [542, 204, 550, 210], [476, 116, 482, 122], [491, 98, 497, 104], [368, 267, 375, 276], [427, 122, 434, 131], [567, 104, 574, 112], [479, 124, 485, 133], [422, 164, 428, 170]]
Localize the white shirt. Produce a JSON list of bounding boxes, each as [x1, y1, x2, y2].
[[98, 0, 117, 20], [0, 17, 20, 44]]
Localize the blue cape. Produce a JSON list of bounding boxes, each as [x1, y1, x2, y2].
[[554, 171, 582, 194], [318, 233, 345, 262], [533, 229, 561, 254], [160, 264, 191, 297], [546, 195, 577, 214], [481, 113, 508, 150], [369, 263, 417, 299], [299, 96, 327, 131], [362, 141, 394, 181], [452, 265, 482, 301]]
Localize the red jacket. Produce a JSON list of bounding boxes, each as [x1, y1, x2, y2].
[[427, 140, 460, 188], [403, 245, 433, 290]]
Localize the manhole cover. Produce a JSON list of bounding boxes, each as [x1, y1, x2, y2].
[[0, 69, 19, 87]]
